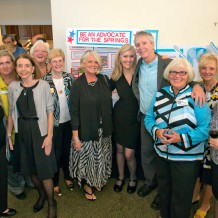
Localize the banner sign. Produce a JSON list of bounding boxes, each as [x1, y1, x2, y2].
[[66, 28, 158, 49]]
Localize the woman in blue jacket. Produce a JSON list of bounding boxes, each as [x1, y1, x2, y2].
[[145, 58, 210, 218]]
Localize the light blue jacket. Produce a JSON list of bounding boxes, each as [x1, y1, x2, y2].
[[145, 85, 211, 161]]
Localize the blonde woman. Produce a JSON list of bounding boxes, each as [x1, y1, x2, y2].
[[42, 49, 75, 197], [69, 50, 113, 200], [110, 44, 140, 194], [193, 53, 218, 218]]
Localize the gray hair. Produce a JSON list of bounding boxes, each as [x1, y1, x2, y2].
[[30, 40, 50, 57], [134, 31, 154, 45], [163, 58, 195, 83]]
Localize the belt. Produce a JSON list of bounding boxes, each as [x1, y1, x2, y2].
[[19, 116, 39, 120]]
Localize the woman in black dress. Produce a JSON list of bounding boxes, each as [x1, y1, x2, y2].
[[7, 54, 57, 218], [111, 44, 140, 194]]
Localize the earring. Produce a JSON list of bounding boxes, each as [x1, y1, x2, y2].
[[17, 74, 20, 78], [32, 73, 34, 79]]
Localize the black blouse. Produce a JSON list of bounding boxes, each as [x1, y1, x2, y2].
[[69, 73, 113, 141]]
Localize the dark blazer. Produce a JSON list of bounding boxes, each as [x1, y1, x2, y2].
[[132, 53, 172, 103], [69, 73, 113, 141]]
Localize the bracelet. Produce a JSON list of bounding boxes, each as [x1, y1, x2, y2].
[[8, 133, 11, 137], [73, 136, 80, 142]]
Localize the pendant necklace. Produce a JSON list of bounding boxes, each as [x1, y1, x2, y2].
[[23, 87, 28, 95], [57, 79, 63, 94]]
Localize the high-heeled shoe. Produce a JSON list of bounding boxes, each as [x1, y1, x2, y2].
[[113, 178, 125, 192], [33, 197, 46, 212], [127, 179, 137, 194]]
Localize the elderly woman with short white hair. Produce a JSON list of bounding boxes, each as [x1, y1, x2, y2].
[[30, 40, 50, 77], [145, 58, 211, 218]]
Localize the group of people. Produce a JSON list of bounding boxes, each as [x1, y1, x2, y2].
[[0, 30, 217, 218]]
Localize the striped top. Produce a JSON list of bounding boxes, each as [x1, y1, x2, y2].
[[145, 85, 211, 161]]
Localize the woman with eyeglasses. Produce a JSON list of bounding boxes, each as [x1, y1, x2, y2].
[[42, 48, 75, 197], [145, 58, 211, 218], [30, 40, 50, 77]]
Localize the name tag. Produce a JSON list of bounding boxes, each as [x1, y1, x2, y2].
[[176, 99, 188, 106], [0, 90, 8, 95]]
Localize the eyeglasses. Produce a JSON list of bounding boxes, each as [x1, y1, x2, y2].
[[169, 71, 187, 76], [51, 60, 64, 64], [33, 50, 48, 54]]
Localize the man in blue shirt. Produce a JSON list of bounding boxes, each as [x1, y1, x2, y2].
[[3, 34, 27, 58], [132, 31, 205, 210]]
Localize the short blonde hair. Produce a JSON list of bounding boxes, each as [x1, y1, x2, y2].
[[80, 50, 102, 74], [198, 53, 218, 74], [48, 48, 65, 63], [111, 44, 137, 81], [163, 58, 195, 83], [30, 40, 49, 57]]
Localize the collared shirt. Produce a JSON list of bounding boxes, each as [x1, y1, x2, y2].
[[138, 56, 158, 114], [13, 46, 27, 58]]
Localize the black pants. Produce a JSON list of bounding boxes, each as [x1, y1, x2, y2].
[[0, 143, 7, 213], [157, 155, 200, 218], [141, 114, 157, 186], [211, 160, 218, 200], [53, 121, 72, 187]]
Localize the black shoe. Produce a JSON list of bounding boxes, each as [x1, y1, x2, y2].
[[0, 208, 17, 217], [151, 193, 160, 210], [137, 183, 157, 197], [33, 197, 46, 212], [113, 178, 125, 192], [14, 191, 26, 200], [127, 179, 137, 194]]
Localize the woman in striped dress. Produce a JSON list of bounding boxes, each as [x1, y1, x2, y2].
[[69, 50, 113, 201]]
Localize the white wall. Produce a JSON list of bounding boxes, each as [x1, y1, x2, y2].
[[0, 0, 51, 25], [51, 0, 218, 56]]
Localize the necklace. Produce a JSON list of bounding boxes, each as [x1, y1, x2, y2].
[[23, 87, 28, 95], [53, 77, 64, 94], [88, 80, 97, 86]]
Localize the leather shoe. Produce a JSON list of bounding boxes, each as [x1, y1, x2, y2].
[[0, 208, 17, 217], [127, 179, 137, 194], [151, 193, 160, 210], [33, 197, 46, 212], [137, 183, 157, 197], [113, 178, 125, 192]]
